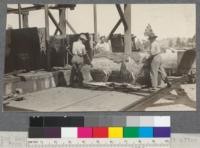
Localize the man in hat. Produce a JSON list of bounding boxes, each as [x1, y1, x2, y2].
[[70, 34, 88, 86], [95, 36, 111, 53], [148, 34, 171, 91]]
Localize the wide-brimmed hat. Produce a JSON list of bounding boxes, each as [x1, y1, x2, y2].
[[100, 36, 106, 39], [80, 34, 88, 41], [148, 33, 158, 39], [131, 34, 136, 38]]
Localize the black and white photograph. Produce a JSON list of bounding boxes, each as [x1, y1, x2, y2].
[[3, 4, 196, 111]]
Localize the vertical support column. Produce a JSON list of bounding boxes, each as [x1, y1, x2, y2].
[[124, 4, 132, 57], [132, 36, 137, 51], [59, 8, 66, 36], [44, 4, 51, 70], [93, 4, 98, 42], [59, 8, 67, 66], [22, 12, 29, 28], [17, 4, 22, 29]]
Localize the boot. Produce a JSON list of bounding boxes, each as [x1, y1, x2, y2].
[[164, 77, 171, 87]]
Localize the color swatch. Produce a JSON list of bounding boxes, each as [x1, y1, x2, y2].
[[44, 127, 61, 138], [153, 127, 171, 137], [139, 127, 153, 138], [78, 127, 93, 138], [123, 127, 139, 138], [108, 127, 123, 138], [61, 127, 78, 138], [29, 127, 44, 138], [93, 127, 108, 138]]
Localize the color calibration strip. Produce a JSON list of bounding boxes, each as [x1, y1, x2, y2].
[[29, 116, 170, 138], [29, 126, 170, 138]]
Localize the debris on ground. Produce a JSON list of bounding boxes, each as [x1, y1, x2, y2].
[[3, 88, 25, 105], [52, 65, 72, 71], [180, 84, 196, 101], [170, 90, 178, 96], [84, 81, 141, 92]]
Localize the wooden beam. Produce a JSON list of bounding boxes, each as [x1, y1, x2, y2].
[[18, 4, 22, 29], [59, 8, 66, 36], [8, 5, 43, 14], [44, 5, 51, 69], [54, 19, 77, 35], [93, 4, 98, 42], [54, 25, 59, 36], [115, 4, 128, 31], [52, 4, 76, 10], [66, 20, 77, 34], [7, 7, 19, 14], [108, 19, 122, 40], [7, 7, 16, 11], [48, 10, 63, 34], [124, 4, 132, 56], [22, 12, 29, 28], [7, 5, 76, 14]]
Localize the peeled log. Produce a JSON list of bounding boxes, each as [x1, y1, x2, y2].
[[119, 57, 141, 84], [90, 69, 110, 82], [120, 62, 134, 84], [91, 57, 119, 82], [81, 65, 93, 82], [91, 56, 146, 84]]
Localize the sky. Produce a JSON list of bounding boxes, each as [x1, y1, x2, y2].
[[7, 4, 196, 39]]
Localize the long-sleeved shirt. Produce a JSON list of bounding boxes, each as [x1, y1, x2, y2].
[[150, 41, 161, 56], [72, 40, 86, 56], [96, 41, 111, 52]]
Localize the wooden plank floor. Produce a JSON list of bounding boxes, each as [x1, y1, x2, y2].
[[4, 78, 196, 112], [4, 87, 143, 112]]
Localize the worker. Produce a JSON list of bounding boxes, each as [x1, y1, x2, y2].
[[70, 34, 88, 87], [95, 36, 111, 53], [131, 34, 137, 51], [148, 34, 171, 91]]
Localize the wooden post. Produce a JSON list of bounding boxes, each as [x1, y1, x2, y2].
[[93, 4, 97, 42], [17, 4, 22, 29], [22, 12, 29, 28], [59, 8, 67, 66], [44, 5, 50, 40], [59, 8, 66, 36], [124, 4, 132, 57], [132, 36, 137, 51], [44, 4, 51, 70]]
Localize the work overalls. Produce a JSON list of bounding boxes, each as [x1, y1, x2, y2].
[[150, 53, 167, 88]]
